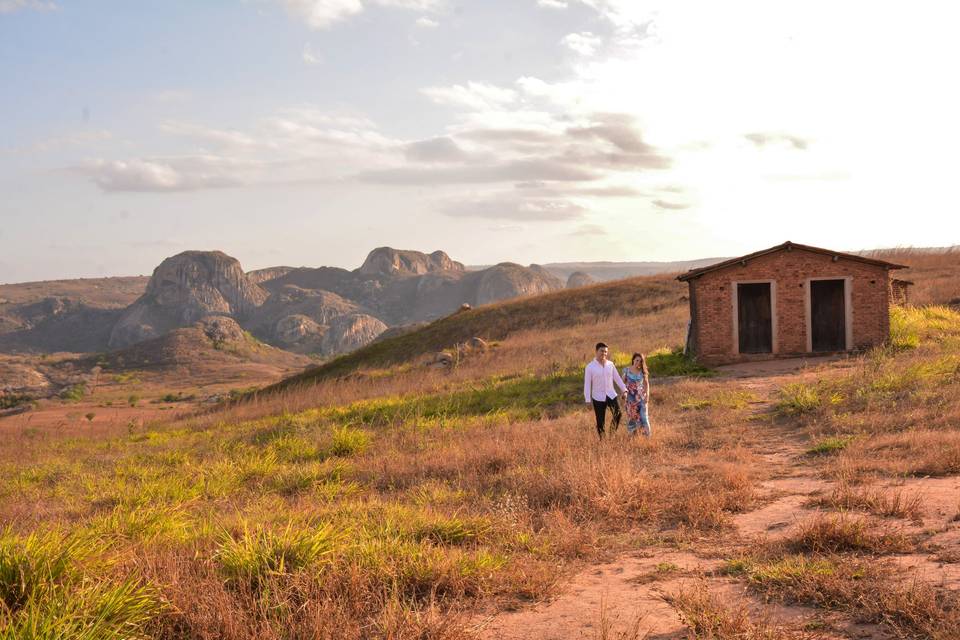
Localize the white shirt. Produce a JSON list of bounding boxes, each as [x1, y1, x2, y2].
[[584, 359, 627, 403]]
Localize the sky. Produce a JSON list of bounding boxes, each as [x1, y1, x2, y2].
[[2, 0, 959, 283]]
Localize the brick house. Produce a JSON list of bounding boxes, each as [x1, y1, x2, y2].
[[678, 241, 908, 366]]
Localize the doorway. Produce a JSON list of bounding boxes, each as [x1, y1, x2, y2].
[[811, 279, 847, 352], [737, 282, 773, 354]]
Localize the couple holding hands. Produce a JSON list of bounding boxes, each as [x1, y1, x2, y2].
[[584, 342, 651, 439]]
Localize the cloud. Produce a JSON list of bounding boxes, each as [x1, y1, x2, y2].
[[280, 0, 443, 29], [0, 0, 56, 13], [282, 0, 363, 29], [77, 157, 246, 192], [302, 43, 323, 64], [444, 195, 587, 221], [159, 121, 257, 148], [651, 198, 690, 210], [569, 223, 608, 236], [537, 0, 568, 8], [358, 158, 599, 185], [561, 32, 602, 56], [71, 107, 402, 192], [744, 132, 809, 150], [415, 16, 438, 27], [403, 137, 472, 163], [421, 81, 517, 111]]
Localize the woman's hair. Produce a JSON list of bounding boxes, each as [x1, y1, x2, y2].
[[631, 352, 649, 379]]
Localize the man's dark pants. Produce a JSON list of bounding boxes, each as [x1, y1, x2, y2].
[[591, 396, 621, 437]]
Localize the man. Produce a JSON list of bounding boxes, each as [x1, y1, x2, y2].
[[584, 342, 626, 438]]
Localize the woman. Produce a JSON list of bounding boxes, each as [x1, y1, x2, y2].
[[622, 353, 651, 437]]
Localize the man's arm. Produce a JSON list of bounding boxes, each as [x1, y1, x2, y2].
[[584, 364, 592, 403]]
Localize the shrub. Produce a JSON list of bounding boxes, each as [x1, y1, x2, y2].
[[60, 384, 87, 403], [0, 394, 33, 410]]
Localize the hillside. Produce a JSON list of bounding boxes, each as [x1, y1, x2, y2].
[[276, 273, 688, 386]]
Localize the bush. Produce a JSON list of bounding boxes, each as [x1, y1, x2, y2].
[[0, 394, 33, 410], [60, 384, 87, 403]]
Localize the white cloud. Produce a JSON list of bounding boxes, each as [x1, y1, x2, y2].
[[421, 81, 518, 111], [77, 157, 246, 192], [415, 15, 438, 28], [280, 0, 443, 29], [281, 0, 363, 29], [536, 0, 568, 8], [0, 0, 56, 13], [302, 43, 323, 64], [561, 31, 602, 56]]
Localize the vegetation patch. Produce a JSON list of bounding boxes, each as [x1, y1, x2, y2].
[[646, 346, 715, 378], [806, 435, 854, 456]]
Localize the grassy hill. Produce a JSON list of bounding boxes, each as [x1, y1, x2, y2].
[[277, 274, 687, 387]]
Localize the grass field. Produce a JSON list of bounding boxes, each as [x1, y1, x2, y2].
[[3, 250, 960, 638]]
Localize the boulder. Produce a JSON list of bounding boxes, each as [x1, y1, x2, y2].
[[197, 316, 246, 347]]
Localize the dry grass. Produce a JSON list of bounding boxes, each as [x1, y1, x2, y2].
[[5, 256, 960, 637], [780, 514, 915, 555], [0, 288, 763, 638], [870, 246, 960, 306], [665, 583, 816, 640], [807, 483, 925, 521], [726, 554, 960, 640]]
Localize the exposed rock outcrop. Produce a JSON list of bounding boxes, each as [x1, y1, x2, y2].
[[322, 314, 388, 355], [566, 271, 597, 288], [356, 248, 464, 277], [247, 266, 296, 285], [472, 263, 563, 306], [109, 251, 267, 348]]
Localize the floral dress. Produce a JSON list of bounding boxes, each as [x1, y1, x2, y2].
[[622, 367, 650, 437]]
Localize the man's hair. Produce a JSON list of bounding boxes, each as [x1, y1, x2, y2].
[[595, 342, 608, 351]]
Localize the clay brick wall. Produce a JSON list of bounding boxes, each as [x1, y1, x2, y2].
[[685, 249, 893, 365]]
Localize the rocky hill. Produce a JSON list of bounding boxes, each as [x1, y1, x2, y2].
[[0, 247, 564, 363], [109, 251, 268, 348]]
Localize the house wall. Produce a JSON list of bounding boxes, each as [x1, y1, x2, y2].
[[687, 249, 892, 365]]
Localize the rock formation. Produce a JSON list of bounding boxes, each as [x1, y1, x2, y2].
[[109, 251, 267, 348], [566, 271, 597, 288], [472, 263, 563, 306], [356, 248, 464, 277]]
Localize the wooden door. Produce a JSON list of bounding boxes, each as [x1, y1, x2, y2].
[[737, 283, 772, 354], [811, 279, 846, 351]]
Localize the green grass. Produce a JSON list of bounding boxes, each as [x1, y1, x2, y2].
[[0, 529, 162, 639], [214, 521, 338, 590], [890, 305, 960, 351], [646, 347, 715, 378], [806, 436, 855, 456]]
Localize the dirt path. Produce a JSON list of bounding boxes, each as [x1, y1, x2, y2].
[[477, 356, 957, 639]]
